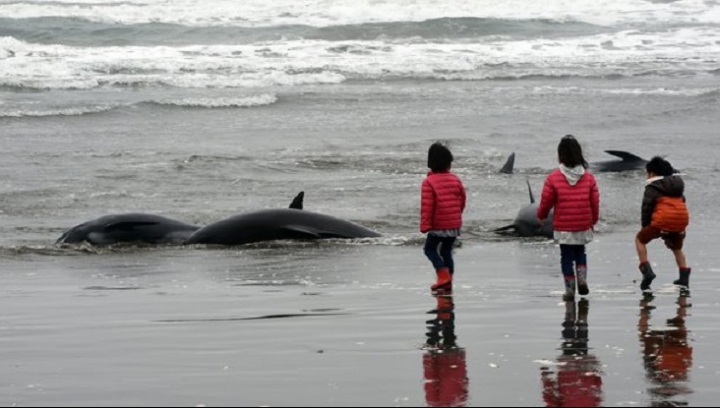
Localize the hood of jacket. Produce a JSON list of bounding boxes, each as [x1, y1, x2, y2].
[[647, 175, 685, 197], [560, 164, 586, 186]]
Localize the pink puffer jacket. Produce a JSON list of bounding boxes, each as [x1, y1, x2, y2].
[[421, 171, 466, 233], [537, 169, 600, 232]]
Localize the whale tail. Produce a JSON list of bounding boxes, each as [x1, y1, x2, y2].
[[289, 191, 305, 210], [604, 150, 647, 163], [500, 153, 515, 175]]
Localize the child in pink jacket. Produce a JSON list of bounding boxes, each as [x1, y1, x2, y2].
[[538, 136, 600, 301], [421, 143, 467, 294]]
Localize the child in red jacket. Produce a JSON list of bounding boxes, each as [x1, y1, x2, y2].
[[421, 143, 467, 294], [538, 136, 600, 301]]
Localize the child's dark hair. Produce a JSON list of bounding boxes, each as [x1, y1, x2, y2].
[[428, 142, 454, 172], [646, 156, 675, 177], [558, 135, 588, 169]]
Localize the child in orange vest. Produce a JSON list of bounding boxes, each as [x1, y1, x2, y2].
[[636, 157, 691, 292]]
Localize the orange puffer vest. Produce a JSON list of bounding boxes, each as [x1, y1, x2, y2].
[[652, 197, 690, 232], [642, 175, 689, 232]]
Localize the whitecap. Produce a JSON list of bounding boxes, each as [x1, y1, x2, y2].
[[0, 105, 119, 118], [150, 94, 278, 108], [1, 0, 719, 27]]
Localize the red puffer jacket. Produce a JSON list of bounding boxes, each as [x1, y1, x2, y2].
[[421, 171, 466, 233], [537, 169, 600, 232]]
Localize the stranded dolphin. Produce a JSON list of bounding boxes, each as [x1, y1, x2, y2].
[[591, 151, 648, 173], [494, 180, 554, 238], [57, 192, 307, 246], [185, 208, 382, 246]]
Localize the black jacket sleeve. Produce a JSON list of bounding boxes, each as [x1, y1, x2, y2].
[[641, 185, 661, 227]]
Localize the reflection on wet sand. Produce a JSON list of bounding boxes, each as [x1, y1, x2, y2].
[[541, 300, 604, 407], [423, 296, 468, 408], [639, 295, 693, 407]]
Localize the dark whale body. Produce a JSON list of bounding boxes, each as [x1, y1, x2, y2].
[[56, 192, 308, 246], [56, 213, 200, 246], [186, 208, 382, 246], [592, 151, 648, 173]]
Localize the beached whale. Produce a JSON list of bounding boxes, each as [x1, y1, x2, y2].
[[494, 180, 554, 238], [185, 208, 382, 246], [56, 213, 200, 246], [591, 151, 648, 173], [501, 151, 647, 174], [57, 192, 307, 246]]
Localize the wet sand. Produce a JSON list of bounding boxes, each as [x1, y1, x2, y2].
[[2, 230, 718, 407]]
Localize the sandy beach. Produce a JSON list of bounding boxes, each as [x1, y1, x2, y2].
[[2, 230, 718, 406]]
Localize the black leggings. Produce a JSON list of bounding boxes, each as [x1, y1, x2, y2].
[[424, 235, 456, 274], [560, 245, 587, 278]]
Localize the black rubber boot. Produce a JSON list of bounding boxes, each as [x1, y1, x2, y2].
[[674, 268, 691, 288], [639, 262, 656, 292], [577, 265, 589, 296]]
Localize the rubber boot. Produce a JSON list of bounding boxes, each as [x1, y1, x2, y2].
[[674, 268, 691, 288], [431, 267, 452, 294], [577, 265, 589, 296], [639, 262, 656, 292]]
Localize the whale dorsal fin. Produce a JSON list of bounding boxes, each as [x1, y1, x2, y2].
[[605, 151, 646, 162], [527, 180, 536, 204], [500, 152, 515, 175], [289, 192, 304, 210]]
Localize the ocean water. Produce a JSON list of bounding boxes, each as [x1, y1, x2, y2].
[[1, 0, 720, 406]]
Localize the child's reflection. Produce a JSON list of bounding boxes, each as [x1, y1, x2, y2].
[[639, 295, 693, 407], [541, 300, 603, 407], [423, 296, 468, 407]]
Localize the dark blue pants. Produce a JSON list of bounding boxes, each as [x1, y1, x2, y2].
[[560, 245, 587, 278], [424, 235, 456, 274]]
